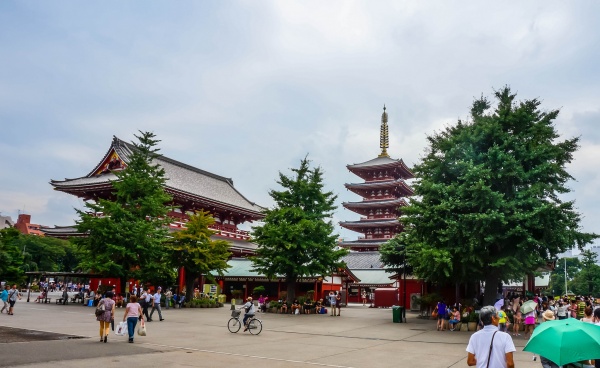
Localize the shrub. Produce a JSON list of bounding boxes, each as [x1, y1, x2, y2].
[[252, 285, 266, 296]]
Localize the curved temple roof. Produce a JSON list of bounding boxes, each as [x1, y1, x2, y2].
[[50, 136, 264, 219]]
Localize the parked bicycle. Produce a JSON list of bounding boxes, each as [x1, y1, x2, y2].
[[228, 309, 262, 335]]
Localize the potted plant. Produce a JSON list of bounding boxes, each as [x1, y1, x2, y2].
[[252, 285, 266, 297], [231, 290, 243, 305], [468, 311, 478, 331]]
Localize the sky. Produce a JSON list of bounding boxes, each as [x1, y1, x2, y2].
[[1, 1, 599, 251]]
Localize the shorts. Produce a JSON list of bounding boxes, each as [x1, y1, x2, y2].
[[525, 316, 535, 325], [437, 314, 446, 320], [9, 300, 16, 307], [449, 319, 460, 324]]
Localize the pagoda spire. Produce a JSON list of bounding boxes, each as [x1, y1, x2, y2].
[[378, 105, 390, 158]]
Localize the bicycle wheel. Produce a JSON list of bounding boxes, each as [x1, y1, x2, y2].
[[248, 318, 262, 335], [228, 318, 241, 333]]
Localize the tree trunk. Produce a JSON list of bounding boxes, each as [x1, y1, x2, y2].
[[184, 270, 196, 303], [120, 277, 127, 297], [483, 270, 499, 306], [286, 277, 296, 304]]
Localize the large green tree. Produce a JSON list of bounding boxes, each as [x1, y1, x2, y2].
[[75, 131, 173, 292], [570, 250, 600, 295], [403, 87, 597, 305], [0, 227, 24, 283], [251, 157, 347, 303], [164, 210, 231, 301]]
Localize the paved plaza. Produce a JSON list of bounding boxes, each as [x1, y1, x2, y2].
[[0, 293, 542, 368]]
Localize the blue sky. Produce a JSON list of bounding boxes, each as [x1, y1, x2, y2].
[[1, 1, 599, 250]]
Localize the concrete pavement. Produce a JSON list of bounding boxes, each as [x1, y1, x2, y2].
[[0, 293, 542, 368]]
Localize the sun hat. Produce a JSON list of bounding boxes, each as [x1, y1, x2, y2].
[[542, 310, 555, 321]]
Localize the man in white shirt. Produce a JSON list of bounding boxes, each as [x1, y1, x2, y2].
[[140, 288, 152, 321], [466, 305, 515, 368], [149, 287, 164, 321]]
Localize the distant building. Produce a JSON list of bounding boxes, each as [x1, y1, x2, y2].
[[0, 215, 14, 230], [14, 213, 45, 236]]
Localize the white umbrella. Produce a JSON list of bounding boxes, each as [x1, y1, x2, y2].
[[494, 299, 504, 311]]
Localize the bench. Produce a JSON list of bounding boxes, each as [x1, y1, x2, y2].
[[56, 298, 69, 305], [43, 298, 52, 303]]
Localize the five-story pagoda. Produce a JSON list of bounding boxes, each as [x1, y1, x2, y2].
[[339, 107, 414, 251]]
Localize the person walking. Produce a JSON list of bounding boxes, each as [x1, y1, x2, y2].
[[335, 292, 342, 316], [328, 291, 337, 316], [0, 286, 8, 314], [149, 287, 164, 322], [141, 288, 152, 321], [164, 288, 173, 310], [361, 290, 367, 306], [122, 295, 143, 343], [96, 291, 115, 343], [466, 305, 516, 368], [7, 284, 21, 315]]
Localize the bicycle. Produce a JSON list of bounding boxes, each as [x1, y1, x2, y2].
[[228, 309, 262, 335]]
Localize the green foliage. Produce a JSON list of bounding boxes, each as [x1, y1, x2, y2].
[[570, 250, 600, 295], [403, 87, 598, 305], [251, 157, 348, 303], [14, 235, 78, 272], [75, 131, 173, 290], [231, 290, 243, 299], [0, 227, 24, 282], [252, 285, 266, 296], [0, 228, 79, 283], [548, 257, 581, 296], [164, 210, 231, 301], [468, 311, 479, 323], [380, 234, 413, 275]]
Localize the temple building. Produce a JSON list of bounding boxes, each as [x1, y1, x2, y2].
[[46, 136, 264, 253], [339, 107, 414, 252]]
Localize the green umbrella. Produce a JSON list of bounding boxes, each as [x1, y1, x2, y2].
[[521, 300, 538, 314], [523, 319, 600, 366]]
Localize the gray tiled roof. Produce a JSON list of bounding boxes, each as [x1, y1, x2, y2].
[[51, 137, 263, 216], [340, 219, 399, 227], [347, 156, 404, 168], [342, 198, 406, 208], [342, 252, 385, 269]]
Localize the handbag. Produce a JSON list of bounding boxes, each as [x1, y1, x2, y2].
[[115, 321, 128, 336], [137, 320, 147, 336], [95, 300, 105, 316]]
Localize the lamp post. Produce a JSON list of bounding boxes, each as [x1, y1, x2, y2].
[[564, 257, 567, 295]]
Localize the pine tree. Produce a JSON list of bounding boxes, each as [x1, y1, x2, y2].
[[403, 87, 597, 305], [251, 157, 347, 303], [75, 131, 174, 292]]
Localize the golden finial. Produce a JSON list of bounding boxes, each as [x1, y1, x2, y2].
[[378, 105, 389, 157]]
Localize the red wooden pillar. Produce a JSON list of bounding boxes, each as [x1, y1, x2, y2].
[[178, 267, 185, 294]]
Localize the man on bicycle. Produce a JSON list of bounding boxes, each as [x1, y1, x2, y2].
[[239, 297, 255, 331]]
